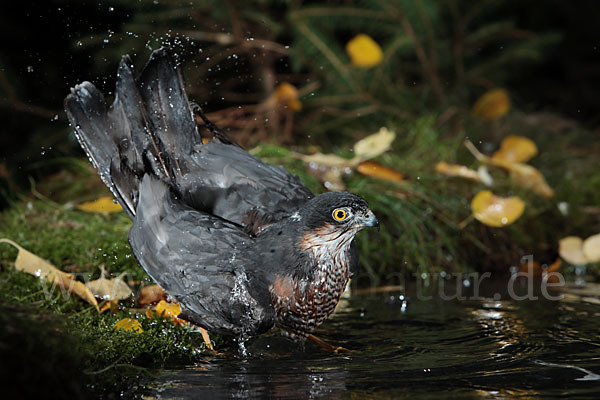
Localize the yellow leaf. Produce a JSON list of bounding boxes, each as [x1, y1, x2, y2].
[[473, 88, 511, 120], [77, 196, 122, 214], [471, 190, 525, 227], [435, 161, 482, 182], [85, 265, 132, 301], [271, 82, 302, 111], [346, 34, 383, 67], [0, 239, 99, 310], [583, 233, 600, 263], [114, 318, 143, 333], [99, 300, 119, 313], [357, 161, 404, 183], [492, 135, 538, 163], [156, 300, 181, 317], [559, 236, 588, 265], [353, 127, 396, 162]]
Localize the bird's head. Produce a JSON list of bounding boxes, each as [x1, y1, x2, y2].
[[295, 192, 378, 260], [298, 192, 378, 231]]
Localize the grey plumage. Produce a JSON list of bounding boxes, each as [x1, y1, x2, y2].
[[64, 48, 372, 339]]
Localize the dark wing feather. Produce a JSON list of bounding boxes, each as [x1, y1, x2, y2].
[[129, 175, 275, 335], [65, 47, 312, 229], [178, 140, 313, 230]]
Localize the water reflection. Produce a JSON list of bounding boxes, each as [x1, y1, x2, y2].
[[147, 279, 600, 399]]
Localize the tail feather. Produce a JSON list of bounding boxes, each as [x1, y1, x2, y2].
[[64, 81, 126, 209], [136, 48, 202, 168], [66, 47, 313, 230], [64, 48, 201, 218]]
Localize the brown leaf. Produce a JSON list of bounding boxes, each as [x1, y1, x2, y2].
[[435, 161, 481, 182], [357, 161, 404, 183], [138, 284, 168, 305], [269, 82, 302, 111]]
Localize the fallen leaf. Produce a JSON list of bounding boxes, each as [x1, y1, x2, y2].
[[305, 161, 349, 191], [545, 258, 562, 284], [471, 190, 525, 227], [499, 161, 554, 199], [559, 236, 588, 265], [295, 127, 396, 190], [492, 135, 538, 163], [472, 88, 510, 120], [85, 265, 132, 301], [560, 234, 600, 265], [99, 300, 119, 313], [583, 233, 600, 263], [464, 140, 553, 198], [353, 127, 396, 162], [0, 238, 99, 310], [519, 258, 561, 277], [298, 152, 353, 168], [346, 34, 383, 67], [435, 161, 481, 182], [156, 300, 181, 317], [519, 260, 543, 275], [547, 258, 562, 273], [269, 82, 301, 111], [77, 196, 122, 214], [138, 284, 168, 305], [114, 318, 143, 333], [357, 161, 404, 183], [147, 301, 187, 327]]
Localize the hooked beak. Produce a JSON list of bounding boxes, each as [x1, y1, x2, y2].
[[360, 209, 379, 231]]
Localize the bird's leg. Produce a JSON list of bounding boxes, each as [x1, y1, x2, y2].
[[200, 327, 214, 351], [307, 334, 353, 354]]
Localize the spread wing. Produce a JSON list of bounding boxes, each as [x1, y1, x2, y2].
[[64, 47, 313, 229], [129, 175, 275, 335]]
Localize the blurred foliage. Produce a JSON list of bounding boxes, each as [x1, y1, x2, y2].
[[0, 0, 598, 275]]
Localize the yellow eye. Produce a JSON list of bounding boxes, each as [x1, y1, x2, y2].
[[332, 208, 348, 221]]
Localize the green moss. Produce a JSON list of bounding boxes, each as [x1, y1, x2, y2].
[[0, 267, 216, 397], [0, 179, 218, 396]]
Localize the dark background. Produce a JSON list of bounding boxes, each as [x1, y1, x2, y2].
[[1, 0, 599, 207]]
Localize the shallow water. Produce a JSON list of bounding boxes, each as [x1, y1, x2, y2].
[[146, 279, 600, 399]]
